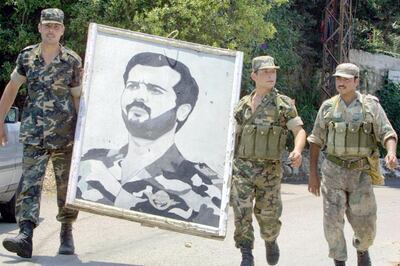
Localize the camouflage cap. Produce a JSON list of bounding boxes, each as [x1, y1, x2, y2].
[[40, 8, 64, 25], [333, 63, 359, 78], [252, 55, 280, 71]]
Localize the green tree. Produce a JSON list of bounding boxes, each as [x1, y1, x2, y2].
[[0, 0, 288, 103], [353, 0, 400, 53], [66, 0, 287, 92]]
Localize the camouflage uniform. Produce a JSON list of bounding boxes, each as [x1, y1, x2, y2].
[[11, 43, 82, 227], [231, 88, 303, 248], [308, 91, 397, 261], [77, 144, 222, 227]]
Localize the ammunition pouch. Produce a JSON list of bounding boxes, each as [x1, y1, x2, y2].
[[237, 124, 287, 160], [326, 121, 376, 157]]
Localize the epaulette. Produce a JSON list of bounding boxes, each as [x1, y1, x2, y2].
[[364, 94, 379, 103], [322, 96, 335, 108], [240, 94, 252, 105], [324, 95, 340, 108], [194, 163, 218, 180], [277, 93, 293, 103], [235, 94, 251, 111], [327, 94, 340, 103], [276, 93, 292, 102], [320, 99, 334, 112], [276, 93, 295, 110], [63, 47, 82, 63], [319, 96, 338, 120], [21, 44, 38, 53]]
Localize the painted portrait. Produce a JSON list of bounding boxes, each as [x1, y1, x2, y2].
[[66, 23, 243, 238]]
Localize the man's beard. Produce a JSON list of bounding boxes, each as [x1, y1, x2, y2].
[[122, 104, 178, 140]]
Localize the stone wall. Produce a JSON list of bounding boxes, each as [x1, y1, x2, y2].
[[349, 49, 400, 94]]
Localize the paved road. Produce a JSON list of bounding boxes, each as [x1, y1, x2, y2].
[[1, 181, 399, 266]]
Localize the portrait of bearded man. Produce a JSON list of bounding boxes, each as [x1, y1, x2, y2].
[[77, 52, 222, 227]]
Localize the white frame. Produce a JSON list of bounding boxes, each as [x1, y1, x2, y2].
[[66, 23, 243, 239]]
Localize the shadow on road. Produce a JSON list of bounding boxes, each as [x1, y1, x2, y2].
[[0, 221, 17, 235], [0, 217, 45, 235], [0, 252, 142, 266]]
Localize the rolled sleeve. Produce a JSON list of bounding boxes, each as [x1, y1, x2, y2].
[[10, 52, 27, 86], [373, 102, 398, 144], [10, 67, 27, 86], [307, 105, 327, 147], [286, 116, 303, 131], [383, 132, 398, 145], [15, 52, 26, 76], [70, 85, 82, 97], [307, 134, 324, 147]]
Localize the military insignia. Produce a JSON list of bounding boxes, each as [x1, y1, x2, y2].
[[194, 163, 218, 180], [145, 190, 178, 210]]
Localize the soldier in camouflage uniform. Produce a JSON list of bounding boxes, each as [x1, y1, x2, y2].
[[231, 55, 306, 266], [308, 63, 398, 266], [0, 8, 81, 258]]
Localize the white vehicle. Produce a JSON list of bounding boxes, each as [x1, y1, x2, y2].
[[0, 107, 22, 222]]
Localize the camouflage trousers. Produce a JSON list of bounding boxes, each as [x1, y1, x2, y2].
[[321, 158, 377, 261], [16, 144, 79, 227], [230, 158, 282, 249]]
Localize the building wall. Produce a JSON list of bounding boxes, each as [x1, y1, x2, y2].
[[349, 49, 400, 94]]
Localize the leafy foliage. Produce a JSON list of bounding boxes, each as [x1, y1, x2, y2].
[[0, 0, 287, 101], [375, 81, 400, 155], [0, 0, 399, 141], [353, 0, 400, 53]]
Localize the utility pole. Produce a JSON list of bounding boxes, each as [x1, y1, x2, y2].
[[321, 0, 353, 100]]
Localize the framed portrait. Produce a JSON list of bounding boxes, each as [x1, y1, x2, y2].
[[66, 23, 243, 239]]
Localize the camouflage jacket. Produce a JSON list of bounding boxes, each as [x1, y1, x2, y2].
[[234, 88, 303, 131], [77, 144, 222, 227], [14, 43, 82, 149], [308, 91, 398, 149]]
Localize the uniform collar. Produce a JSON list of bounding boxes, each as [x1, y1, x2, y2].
[[145, 144, 185, 174], [33, 43, 67, 63], [115, 143, 185, 175], [338, 90, 362, 106], [246, 88, 278, 106]]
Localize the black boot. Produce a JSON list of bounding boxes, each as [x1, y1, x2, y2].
[[240, 247, 254, 266], [357, 250, 371, 266], [265, 240, 280, 265], [58, 223, 75, 255], [334, 259, 346, 266], [2, 220, 34, 258]]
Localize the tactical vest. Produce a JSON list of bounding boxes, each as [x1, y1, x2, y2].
[[236, 93, 289, 160], [325, 95, 377, 157]]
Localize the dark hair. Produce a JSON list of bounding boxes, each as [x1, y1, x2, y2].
[[123, 52, 199, 131]]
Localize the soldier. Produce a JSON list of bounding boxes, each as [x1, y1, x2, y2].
[[0, 8, 82, 258], [77, 52, 222, 227], [308, 63, 398, 266], [231, 55, 306, 266]]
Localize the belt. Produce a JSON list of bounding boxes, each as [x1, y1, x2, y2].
[[326, 154, 369, 170]]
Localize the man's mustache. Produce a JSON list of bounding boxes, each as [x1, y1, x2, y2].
[[126, 101, 151, 116]]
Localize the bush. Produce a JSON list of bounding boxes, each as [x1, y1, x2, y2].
[[375, 81, 400, 156]]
